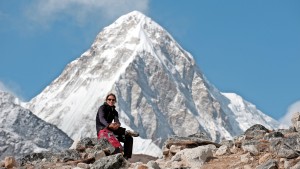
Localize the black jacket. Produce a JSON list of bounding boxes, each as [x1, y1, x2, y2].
[[96, 102, 120, 134]]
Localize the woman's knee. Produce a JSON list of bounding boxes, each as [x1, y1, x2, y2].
[[125, 135, 133, 142]]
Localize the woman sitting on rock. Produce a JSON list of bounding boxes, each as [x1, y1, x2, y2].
[[95, 93, 139, 160]]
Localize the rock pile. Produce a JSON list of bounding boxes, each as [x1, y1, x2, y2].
[[1, 138, 130, 169], [1, 112, 300, 169]]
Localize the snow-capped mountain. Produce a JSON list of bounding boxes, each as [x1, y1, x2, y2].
[[0, 90, 73, 159], [27, 11, 280, 157]]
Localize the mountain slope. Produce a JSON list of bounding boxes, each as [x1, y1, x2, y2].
[[0, 90, 73, 159], [27, 11, 280, 156]]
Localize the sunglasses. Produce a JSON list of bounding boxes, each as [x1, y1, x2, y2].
[[107, 99, 116, 101]]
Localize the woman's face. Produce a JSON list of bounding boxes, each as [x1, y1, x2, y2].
[[106, 95, 116, 106]]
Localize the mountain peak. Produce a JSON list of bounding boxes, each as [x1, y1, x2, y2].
[[118, 10, 147, 21], [92, 10, 192, 68], [28, 11, 280, 157], [0, 90, 19, 105], [106, 10, 150, 30]]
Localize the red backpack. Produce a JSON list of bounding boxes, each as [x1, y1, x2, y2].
[[98, 128, 123, 153]]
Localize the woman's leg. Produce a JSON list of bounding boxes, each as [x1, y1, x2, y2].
[[113, 127, 133, 159]]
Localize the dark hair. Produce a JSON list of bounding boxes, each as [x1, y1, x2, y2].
[[106, 93, 117, 102]]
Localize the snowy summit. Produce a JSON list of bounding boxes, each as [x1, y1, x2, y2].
[[26, 11, 280, 157]]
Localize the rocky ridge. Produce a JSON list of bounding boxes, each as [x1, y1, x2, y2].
[[0, 90, 73, 160], [1, 112, 299, 169]]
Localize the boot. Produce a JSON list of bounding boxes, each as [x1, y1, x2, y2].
[[125, 130, 139, 137]]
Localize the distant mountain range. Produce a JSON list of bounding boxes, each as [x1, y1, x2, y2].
[[0, 90, 73, 159], [1, 11, 280, 157]]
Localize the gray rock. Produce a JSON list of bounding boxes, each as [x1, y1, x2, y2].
[[188, 132, 211, 141], [242, 144, 259, 156], [171, 144, 215, 169], [18, 152, 53, 166], [164, 135, 221, 149], [241, 153, 252, 163], [215, 145, 230, 156], [291, 112, 300, 131], [256, 159, 278, 169], [91, 153, 128, 169], [263, 132, 284, 140], [220, 139, 234, 148], [58, 149, 81, 162], [291, 160, 300, 169], [147, 160, 161, 169], [77, 162, 90, 169], [276, 128, 296, 135], [269, 135, 300, 158], [244, 124, 269, 140], [241, 140, 260, 156]]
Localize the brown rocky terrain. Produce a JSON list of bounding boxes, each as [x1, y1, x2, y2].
[[1, 112, 300, 169]]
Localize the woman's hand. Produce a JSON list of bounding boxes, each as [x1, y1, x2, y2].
[[109, 122, 120, 130]]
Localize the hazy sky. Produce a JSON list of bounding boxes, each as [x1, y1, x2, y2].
[[0, 0, 299, 124]]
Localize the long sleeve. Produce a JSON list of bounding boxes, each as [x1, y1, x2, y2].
[[97, 107, 109, 127], [114, 112, 121, 125]]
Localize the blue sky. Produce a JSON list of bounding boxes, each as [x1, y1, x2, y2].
[[0, 0, 299, 124]]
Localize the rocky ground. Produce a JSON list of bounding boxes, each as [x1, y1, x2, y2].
[[1, 112, 300, 169], [128, 154, 158, 164]]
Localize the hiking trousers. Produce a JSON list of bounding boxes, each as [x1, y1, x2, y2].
[[112, 127, 133, 158]]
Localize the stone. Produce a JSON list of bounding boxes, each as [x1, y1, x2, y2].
[[171, 144, 215, 169], [243, 164, 252, 169], [94, 150, 106, 161], [169, 145, 182, 154], [283, 159, 292, 169], [4, 156, 17, 168], [256, 159, 278, 169], [162, 147, 169, 156], [146, 160, 160, 169], [90, 153, 128, 169], [241, 153, 251, 163], [69, 139, 80, 150], [87, 153, 95, 159], [220, 140, 234, 148], [80, 153, 88, 159], [263, 132, 284, 140], [230, 145, 239, 154], [77, 162, 90, 169], [242, 144, 259, 156], [164, 135, 221, 150], [0, 160, 4, 167], [258, 153, 273, 164], [135, 164, 149, 169], [291, 112, 300, 131], [215, 145, 230, 156], [291, 160, 300, 169], [244, 124, 269, 139]]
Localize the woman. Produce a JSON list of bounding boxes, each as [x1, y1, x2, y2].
[[95, 93, 139, 159]]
